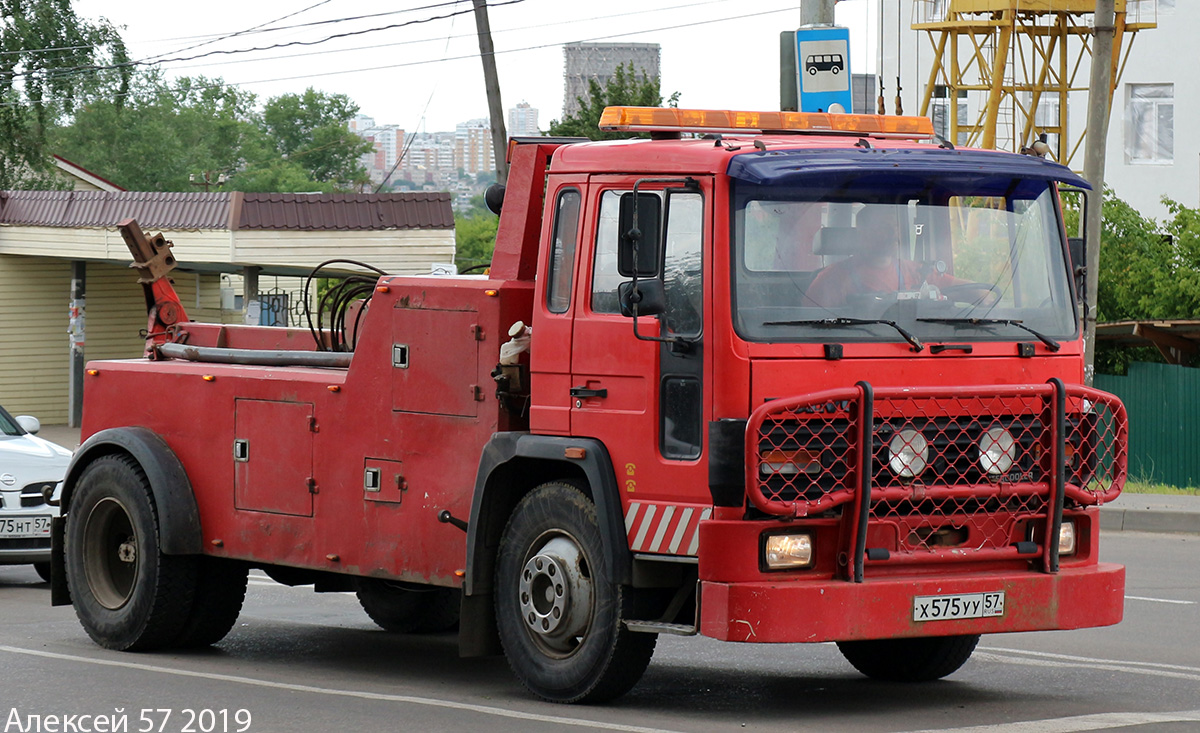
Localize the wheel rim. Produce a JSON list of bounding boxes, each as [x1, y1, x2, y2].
[[82, 497, 139, 610], [517, 532, 594, 657]]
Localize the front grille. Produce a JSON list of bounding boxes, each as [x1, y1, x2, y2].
[[747, 383, 1127, 561], [20, 482, 55, 508]]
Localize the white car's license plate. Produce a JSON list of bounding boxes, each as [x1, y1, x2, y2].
[[0, 515, 51, 539], [913, 591, 1005, 621]]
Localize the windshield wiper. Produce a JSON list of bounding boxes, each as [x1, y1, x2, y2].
[[916, 317, 1060, 352], [763, 317, 924, 352]]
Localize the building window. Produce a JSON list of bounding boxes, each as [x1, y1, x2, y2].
[[1125, 84, 1174, 164]]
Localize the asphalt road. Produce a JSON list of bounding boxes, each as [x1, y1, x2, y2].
[[1, 531, 1197, 733]]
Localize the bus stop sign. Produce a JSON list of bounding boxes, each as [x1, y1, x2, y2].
[[794, 27, 852, 114]]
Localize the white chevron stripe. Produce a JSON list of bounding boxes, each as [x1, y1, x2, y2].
[[667, 507, 695, 554], [648, 505, 675, 552]]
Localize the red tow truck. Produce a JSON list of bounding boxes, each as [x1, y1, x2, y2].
[[53, 106, 1128, 703]]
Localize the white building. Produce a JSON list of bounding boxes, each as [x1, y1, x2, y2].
[[509, 102, 540, 137]]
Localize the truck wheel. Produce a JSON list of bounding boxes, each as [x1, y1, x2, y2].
[[357, 580, 460, 633], [174, 558, 248, 647], [837, 634, 980, 682], [33, 562, 52, 583], [495, 482, 656, 703], [65, 454, 198, 651]]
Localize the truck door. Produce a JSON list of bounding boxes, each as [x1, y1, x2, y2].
[[570, 177, 711, 546]]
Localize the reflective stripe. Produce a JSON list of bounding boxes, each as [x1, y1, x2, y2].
[[632, 504, 656, 549], [667, 508, 695, 554], [648, 505, 675, 552]]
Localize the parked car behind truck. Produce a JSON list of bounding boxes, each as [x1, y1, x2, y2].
[[1, 406, 71, 581], [54, 107, 1127, 703]]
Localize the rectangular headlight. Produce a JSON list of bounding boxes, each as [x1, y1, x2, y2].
[[763, 532, 813, 570], [1058, 520, 1076, 556], [760, 449, 820, 476]]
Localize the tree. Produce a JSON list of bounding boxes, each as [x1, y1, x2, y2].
[[259, 88, 373, 191], [0, 1, 129, 188], [455, 194, 499, 271], [51, 71, 260, 191], [547, 63, 679, 141]]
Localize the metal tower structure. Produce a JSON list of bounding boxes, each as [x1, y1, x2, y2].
[[913, 0, 1157, 164]]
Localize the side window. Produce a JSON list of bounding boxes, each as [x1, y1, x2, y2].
[[591, 191, 625, 314], [546, 189, 581, 313], [663, 192, 703, 336]]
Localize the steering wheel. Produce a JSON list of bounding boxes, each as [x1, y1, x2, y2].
[[940, 282, 1001, 307]]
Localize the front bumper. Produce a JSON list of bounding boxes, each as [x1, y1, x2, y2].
[[699, 562, 1125, 643]]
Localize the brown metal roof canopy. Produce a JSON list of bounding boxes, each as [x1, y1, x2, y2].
[[0, 190, 454, 232], [1095, 320, 1200, 366]]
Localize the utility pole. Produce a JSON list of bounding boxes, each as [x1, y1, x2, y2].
[[472, 0, 508, 184], [1082, 0, 1116, 385], [801, 0, 836, 26]]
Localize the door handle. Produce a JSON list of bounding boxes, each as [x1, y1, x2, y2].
[[570, 386, 608, 399]]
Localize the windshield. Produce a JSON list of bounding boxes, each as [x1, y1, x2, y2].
[[0, 406, 22, 436], [732, 173, 1076, 344]]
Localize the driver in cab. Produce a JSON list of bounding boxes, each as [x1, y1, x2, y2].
[[805, 206, 971, 308]]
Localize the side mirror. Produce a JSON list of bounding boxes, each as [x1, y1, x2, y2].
[[1059, 186, 1089, 303], [618, 280, 666, 317], [1067, 236, 1085, 301], [16, 415, 40, 434], [618, 192, 661, 277]]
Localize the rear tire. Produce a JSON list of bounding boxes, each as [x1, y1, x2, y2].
[[837, 634, 980, 682], [33, 562, 52, 583], [357, 580, 460, 633], [65, 454, 198, 651], [174, 557, 248, 647], [495, 482, 656, 703]]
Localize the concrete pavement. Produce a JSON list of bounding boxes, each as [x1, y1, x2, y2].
[[32, 425, 1200, 535]]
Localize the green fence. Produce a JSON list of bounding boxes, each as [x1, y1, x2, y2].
[[1095, 361, 1200, 488]]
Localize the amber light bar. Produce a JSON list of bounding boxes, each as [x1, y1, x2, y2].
[[599, 106, 935, 139]]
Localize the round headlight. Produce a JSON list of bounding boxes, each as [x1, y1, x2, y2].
[[979, 427, 1016, 475], [888, 429, 929, 478]]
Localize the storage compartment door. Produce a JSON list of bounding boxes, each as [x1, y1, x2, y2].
[[234, 399, 315, 517]]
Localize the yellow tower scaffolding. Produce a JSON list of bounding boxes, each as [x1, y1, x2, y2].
[[914, 0, 1156, 164]]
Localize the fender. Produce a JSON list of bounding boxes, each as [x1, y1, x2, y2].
[[61, 427, 203, 556], [464, 432, 631, 597]]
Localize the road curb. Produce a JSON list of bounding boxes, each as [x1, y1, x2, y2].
[[1100, 506, 1200, 535]]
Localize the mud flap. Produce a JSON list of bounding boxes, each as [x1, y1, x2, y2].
[[50, 516, 71, 607]]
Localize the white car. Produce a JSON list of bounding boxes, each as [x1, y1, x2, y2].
[[0, 406, 72, 582]]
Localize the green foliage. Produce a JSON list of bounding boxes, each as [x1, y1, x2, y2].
[[1065, 188, 1200, 375], [0, 1, 129, 188], [51, 71, 260, 191], [259, 88, 373, 190], [455, 195, 498, 271], [52, 75, 374, 193], [547, 63, 680, 141]]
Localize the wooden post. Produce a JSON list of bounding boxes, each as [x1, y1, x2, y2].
[[472, 0, 509, 184], [1083, 0, 1116, 385]]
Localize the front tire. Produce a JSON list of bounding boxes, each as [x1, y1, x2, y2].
[[837, 634, 980, 682], [65, 454, 198, 651], [495, 482, 656, 703]]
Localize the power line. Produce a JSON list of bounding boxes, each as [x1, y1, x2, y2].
[[5, 3, 798, 111], [139, 0, 336, 63], [159, 0, 746, 74], [19, 1, 522, 85]]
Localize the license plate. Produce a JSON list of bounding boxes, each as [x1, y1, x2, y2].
[[913, 591, 1005, 622], [0, 515, 51, 539]]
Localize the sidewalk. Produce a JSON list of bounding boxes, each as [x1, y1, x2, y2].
[[33, 425, 1200, 535]]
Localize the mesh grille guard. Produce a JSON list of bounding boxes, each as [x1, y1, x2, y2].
[[745, 381, 1127, 579]]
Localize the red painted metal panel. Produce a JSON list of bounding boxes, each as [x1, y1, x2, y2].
[[234, 399, 314, 517], [391, 307, 480, 418], [699, 563, 1125, 643]]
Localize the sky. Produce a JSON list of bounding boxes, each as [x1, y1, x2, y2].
[[72, 0, 881, 134]]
